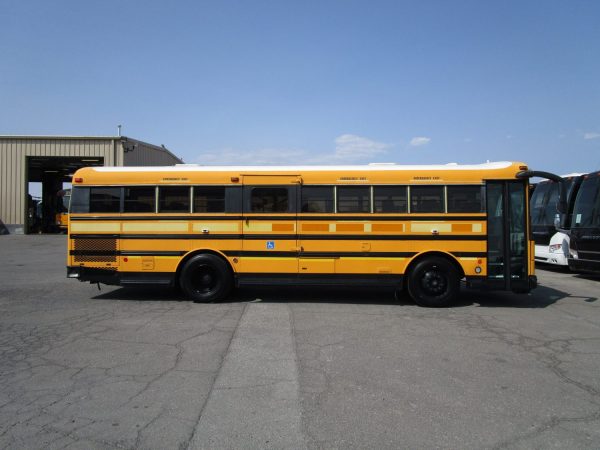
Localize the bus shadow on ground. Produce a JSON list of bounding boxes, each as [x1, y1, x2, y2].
[[93, 283, 595, 308], [456, 284, 597, 307]]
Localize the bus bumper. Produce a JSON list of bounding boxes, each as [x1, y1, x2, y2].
[[67, 266, 174, 287]]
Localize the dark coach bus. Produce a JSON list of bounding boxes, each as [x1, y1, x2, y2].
[[569, 170, 600, 274]]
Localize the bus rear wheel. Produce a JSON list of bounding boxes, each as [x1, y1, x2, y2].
[[407, 256, 459, 307], [180, 254, 233, 303]]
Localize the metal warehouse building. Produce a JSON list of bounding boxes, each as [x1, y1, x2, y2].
[[0, 135, 183, 234]]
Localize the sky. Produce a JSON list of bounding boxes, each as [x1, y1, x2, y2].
[[2, 0, 599, 174]]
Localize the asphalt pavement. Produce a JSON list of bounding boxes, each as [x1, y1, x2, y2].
[[0, 235, 599, 449]]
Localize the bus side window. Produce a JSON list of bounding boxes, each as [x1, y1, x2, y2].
[[159, 186, 190, 213], [194, 187, 226, 213], [337, 186, 370, 213], [70, 187, 90, 213], [301, 186, 334, 213], [411, 186, 444, 213], [250, 188, 289, 213], [447, 185, 483, 213], [124, 187, 155, 213], [373, 186, 407, 213], [89, 187, 121, 213]]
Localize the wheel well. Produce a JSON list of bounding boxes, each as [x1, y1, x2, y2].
[[405, 252, 465, 280], [175, 249, 234, 285]]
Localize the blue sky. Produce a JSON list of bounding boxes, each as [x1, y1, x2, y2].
[[2, 0, 599, 173]]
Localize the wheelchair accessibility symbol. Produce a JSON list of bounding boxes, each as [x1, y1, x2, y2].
[[266, 241, 275, 250]]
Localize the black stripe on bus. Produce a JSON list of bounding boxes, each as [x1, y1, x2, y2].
[[223, 251, 417, 258], [70, 249, 485, 259], [450, 252, 487, 258], [70, 250, 186, 257], [70, 233, 487, 241], [69, 214, 486, 222]]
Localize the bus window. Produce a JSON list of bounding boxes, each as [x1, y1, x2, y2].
[[159, 186, 190, 213], [373, 186, 407, 213], [251, 187, 289, 213], [337, 186, 370, 213], [124, 187, 155, 213], [447, 186, 483, 213], [89, 187, 121, 213], [301, 186, 334, 213], [411, 186, 444, 213], [194, 187, 226, 213], [530, 182, 549, 226], [70, 187, 90, 213], [573, 176, 600, 228]]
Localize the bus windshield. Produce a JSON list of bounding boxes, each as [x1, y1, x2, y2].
[[573, 175, 600, 228]]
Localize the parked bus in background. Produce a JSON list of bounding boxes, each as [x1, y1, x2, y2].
[[569, 170, 600, 274], [56, 189, 71, 232], [66, 161, 549, 307], [529, 174, 585, 267]]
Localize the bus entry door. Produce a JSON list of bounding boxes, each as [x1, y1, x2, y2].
[[241, 175, 300, 275], [486, 180, 529, 291]]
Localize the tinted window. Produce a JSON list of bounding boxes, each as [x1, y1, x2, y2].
[[251, 188, 289, 213], [411, 186, 444, 213], [70, 187, 90, 213], [124, 187, 155, 213], [374, 186, 407, 213], [89, 187, 121, 213], [194, 187, 226, 213], [337, 186, 370, 213], [573, 175, 600, 228], [530, 182, 550, 225], [159, 186, 190, 213], [301, 186, 334, 213], [447, 186, 483, 213]]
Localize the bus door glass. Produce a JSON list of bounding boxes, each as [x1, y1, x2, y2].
[[486, 181, 528, 289], [241, 175, 300, 274]]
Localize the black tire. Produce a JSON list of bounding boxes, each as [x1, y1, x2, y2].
[[407, 256, 460, 307], [179, 254, 233, 302]]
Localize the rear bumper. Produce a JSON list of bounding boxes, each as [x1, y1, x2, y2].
[[67, 266, 174, 286]]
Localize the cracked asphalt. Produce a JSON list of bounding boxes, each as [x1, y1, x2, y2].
[[1, 235, 599, 449]]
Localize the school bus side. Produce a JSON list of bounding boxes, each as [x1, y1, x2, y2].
[[67, 162, 535, 307]]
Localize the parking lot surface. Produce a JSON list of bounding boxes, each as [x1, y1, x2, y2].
[[1, 235, 599, 449]]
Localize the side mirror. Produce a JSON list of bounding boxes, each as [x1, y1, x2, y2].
[[554, 213, 561, 230]]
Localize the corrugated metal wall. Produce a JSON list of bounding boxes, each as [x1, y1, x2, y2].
[[0, 137, 182, 232], [0, 137, 117, 230], [122, 139, 182, 166]]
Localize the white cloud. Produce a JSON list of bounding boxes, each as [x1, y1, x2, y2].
[[196, 147, 305, 165], [194, 134, 391, 165], [333, 134, 390, 161], [409, 136, 431, 147], [584, 132, 600, 140]]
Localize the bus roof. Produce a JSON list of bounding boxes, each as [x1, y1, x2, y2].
[[91, 161, 515, 172], [73, 161, 528, 184]]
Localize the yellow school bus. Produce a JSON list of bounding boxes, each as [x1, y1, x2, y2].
[[67, 161, 539, 307]]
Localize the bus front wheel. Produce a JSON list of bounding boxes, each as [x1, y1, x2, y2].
[[180, 254, 233, 303], [407, 257, 459, 307]]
